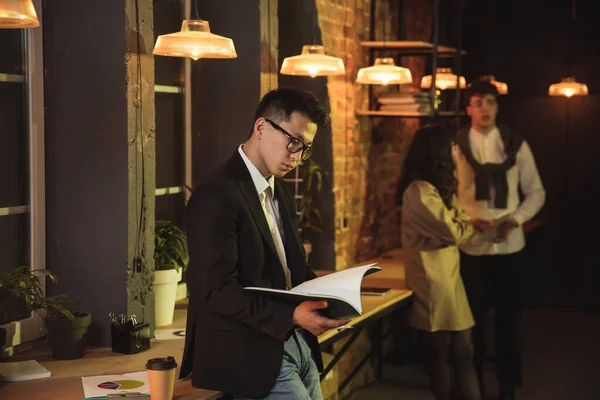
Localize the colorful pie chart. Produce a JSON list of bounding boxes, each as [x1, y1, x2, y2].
[[98, 380, 145, 390]]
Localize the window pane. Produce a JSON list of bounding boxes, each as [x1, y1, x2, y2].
[[0, 82, 27, 207], [0, 213, 30, 325], [155, 193, 185, 227], [0, 30, 24, 75], [154, 0, 184, 86], [155, 92, 184, 188], [0, 214, 28, 271], [0, 294, 29, 325]]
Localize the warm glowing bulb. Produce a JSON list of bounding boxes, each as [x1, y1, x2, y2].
[[153, 20, 237, 60], [355, 58, 412, 85], [548, 77, 588, 98], [280, 45, 345, 77]]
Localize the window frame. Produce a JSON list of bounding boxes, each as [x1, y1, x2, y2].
[[0, 0, 46, 352]]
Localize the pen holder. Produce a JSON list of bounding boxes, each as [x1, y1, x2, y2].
[[111, 321, 151, 354]]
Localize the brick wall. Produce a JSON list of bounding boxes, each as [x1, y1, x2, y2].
[[315, 0, 433, 396], [260, 0, 278, 97], [316, 0, 433, 273]]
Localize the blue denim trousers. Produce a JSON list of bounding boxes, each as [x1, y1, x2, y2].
[[237, 328, 323, 400]]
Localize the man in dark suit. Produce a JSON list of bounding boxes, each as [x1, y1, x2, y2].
[[180, 88, 349, 399]]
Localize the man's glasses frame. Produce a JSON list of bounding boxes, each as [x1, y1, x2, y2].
[[264, 118, 315, 161]]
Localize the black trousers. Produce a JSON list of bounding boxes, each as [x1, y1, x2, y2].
[[460, 250, 525, 393]]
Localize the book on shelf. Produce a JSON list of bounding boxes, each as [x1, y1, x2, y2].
[[379, 104, 420, 112], [245, 264, 381, 319]]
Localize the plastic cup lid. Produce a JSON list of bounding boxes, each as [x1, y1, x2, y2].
[[146, 356, 177, 370]]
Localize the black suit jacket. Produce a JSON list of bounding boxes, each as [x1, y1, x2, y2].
[[180, 150, 322, 398]]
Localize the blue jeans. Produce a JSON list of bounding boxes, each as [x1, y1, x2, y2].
[[237, 328, 323, 400]]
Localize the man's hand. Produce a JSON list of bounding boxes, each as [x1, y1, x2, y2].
[[494, 218, 519, 242], [470, 218, 494, 233], [292, 301, 351, 337]]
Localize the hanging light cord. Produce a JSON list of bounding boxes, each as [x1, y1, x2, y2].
[[344, 0, 350, 224], [383, 0, 389, 55], [310, 0, 316, 45], [268, 0, 272, 79], [194, 0, 200, 20], [567, 0, 576, 77], [133, 0, 145, 273]]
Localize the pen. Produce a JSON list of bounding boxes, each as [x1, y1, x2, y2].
[[107, 392, 142, 397]]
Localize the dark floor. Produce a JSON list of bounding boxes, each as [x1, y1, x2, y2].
[[348, 308, 600, 400]]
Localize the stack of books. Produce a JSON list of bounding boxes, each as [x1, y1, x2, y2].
[[377, 92, 432, 113]]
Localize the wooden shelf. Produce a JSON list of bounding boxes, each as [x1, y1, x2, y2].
[[356, 109, 465, 118], [360, 41, 466, 57]]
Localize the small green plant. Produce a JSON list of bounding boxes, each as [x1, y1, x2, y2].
[[0, 266, 76, 324], [299, 159, 327, 242], [154, 220, 189, 271]]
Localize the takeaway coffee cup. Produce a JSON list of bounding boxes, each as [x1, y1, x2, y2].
[[146, 356, 177, 400]]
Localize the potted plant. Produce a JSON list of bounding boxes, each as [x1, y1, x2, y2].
[[154, 220, 189, 326], [298, 159, 327, 261], [0, 266, 91, 360]]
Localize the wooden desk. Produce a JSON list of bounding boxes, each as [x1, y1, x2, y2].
[[0, 303, 221, 400], [1, 254, 411, 400], [318, 289, 412, 348], [315, 247, 407, 290]]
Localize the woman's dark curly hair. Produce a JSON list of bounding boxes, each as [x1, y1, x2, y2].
[[396, 125, 457, 209]]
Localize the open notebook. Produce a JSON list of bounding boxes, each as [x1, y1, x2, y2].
[[245, 264, 381, 319]]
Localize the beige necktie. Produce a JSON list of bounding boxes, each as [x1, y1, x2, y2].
[[262, 187, 292, 289]]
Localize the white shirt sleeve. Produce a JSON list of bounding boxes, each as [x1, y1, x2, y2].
[[511, 141, 546, 224]]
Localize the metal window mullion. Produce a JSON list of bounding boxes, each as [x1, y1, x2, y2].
[[155, 85, 183, 94], [0, 73, 25, 83], [184, 0, 192, 201], [0, 205, 29, 216], [27, 2, 46, 279], [155, 186, 185, 196]]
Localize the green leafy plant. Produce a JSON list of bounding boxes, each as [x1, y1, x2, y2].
[[0, 266, 76, 324], [298, 159, 327, 243], [154, 220, 189, 271]]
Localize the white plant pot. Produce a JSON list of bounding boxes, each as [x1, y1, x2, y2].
[[154, 269, 180, 326]]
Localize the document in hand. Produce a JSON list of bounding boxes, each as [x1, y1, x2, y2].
[[245, 264, 381, 319]]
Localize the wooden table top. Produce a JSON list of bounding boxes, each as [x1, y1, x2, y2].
[[316, 247, 407, 290], [1, 248, 410, 400], [318, 288, 412, 347], [0, 303, 220, 400]]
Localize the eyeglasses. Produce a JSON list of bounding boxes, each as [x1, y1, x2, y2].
[[264, 118, 315, 161]]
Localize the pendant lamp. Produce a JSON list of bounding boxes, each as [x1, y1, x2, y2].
[[480, 75, 508, 95], [548, 77, 588, 98], [548, 0, 588, 98], [356, 57, 412, 85], [153, 19, 237, 60], [421, 67, 466, 90], [356, 0, 412, 86], [280, 44, 345, 77], [0, 0, 39, 28]]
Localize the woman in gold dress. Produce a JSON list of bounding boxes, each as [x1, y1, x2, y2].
[[397, 125, 481, 400]]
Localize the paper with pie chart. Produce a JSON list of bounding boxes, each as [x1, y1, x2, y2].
[[81, 371, 150, 399]]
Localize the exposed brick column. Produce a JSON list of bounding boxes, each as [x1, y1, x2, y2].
[[314, 0, 433, 395], [260, 0, 278, 96]]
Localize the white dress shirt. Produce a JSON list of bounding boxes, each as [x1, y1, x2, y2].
[[453, 127, 546, 255], [238, 145, 292, 289]]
